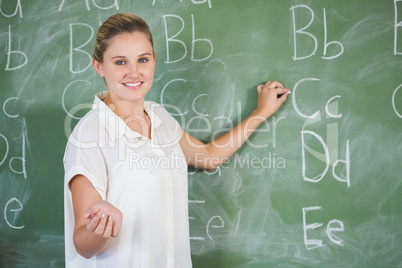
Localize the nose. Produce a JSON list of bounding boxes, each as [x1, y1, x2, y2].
[[126, 63, 139, 78]]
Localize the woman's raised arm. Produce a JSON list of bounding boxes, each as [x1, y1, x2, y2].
[[179, 81, 290, 170]]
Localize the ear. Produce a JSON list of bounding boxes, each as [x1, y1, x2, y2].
[[92, 58, 104, 77]]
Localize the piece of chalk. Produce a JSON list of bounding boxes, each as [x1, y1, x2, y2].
[[277, 91, 291, 98]]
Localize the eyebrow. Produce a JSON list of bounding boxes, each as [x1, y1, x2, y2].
[[139, 52, 153, 57], [111, 53, 152, 60]]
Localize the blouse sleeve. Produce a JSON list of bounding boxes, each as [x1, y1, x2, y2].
[[63, 134, 108, 200]]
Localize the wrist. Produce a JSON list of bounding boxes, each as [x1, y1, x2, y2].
[[250, 110, 270, 122]]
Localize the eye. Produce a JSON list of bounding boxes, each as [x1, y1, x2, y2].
[[115, 60, 125, 65], [139, 57, 148, 63]]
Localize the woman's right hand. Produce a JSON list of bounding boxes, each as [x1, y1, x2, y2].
[[85, 200, 123, 238], [70, 175, 122, 258]]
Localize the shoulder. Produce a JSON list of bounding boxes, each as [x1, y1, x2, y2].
[[145, 101, 177, 123], [67, 109, 100, 146], [68, 92, 109, 142], [145, 101, 182, 141], [145, 101, 163, 113]]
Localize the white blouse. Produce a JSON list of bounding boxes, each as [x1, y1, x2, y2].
[[64, 92, 192, 268]]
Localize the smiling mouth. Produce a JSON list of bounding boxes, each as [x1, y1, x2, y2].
[[123, 82, 142, 87]]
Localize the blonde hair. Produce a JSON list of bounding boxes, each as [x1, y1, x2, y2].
[[93, 13, 153, 63]]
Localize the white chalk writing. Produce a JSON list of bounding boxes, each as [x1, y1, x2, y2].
[[58, 0, 119, 12], [394, 0, 402, 55], [302, 206, 344, 250], [69, 23, 94, 74], [4, 197, 24, 229], [290, 5, 344, 61], [5, 24, 28, 71], [0, 0, 22, 18], [163, 14, 213, 63], [393, 84, 402, 118]]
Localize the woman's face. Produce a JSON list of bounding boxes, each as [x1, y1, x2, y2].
[[93, 31, 155, 104]]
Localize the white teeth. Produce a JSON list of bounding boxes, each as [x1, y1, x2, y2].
[[124, 82, 141, 87]]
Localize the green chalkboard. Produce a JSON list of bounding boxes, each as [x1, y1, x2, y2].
[[1, 0, 402, 267]]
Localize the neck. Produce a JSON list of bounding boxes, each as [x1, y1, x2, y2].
[[103, 94, 145, 119]]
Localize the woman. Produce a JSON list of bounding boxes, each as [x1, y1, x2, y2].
[[64, 13, 290, 267]]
